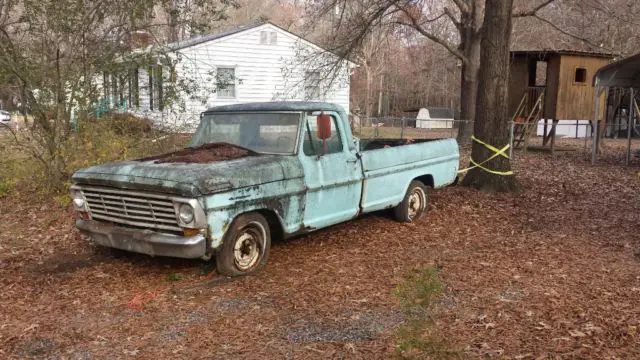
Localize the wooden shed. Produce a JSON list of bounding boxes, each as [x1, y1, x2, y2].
[[508, 50, 613, 150]]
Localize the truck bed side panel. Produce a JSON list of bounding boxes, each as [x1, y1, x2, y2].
[[359, 139, 459, 213]]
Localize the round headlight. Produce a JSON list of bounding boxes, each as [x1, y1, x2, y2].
[[73, 198, 85, 209], [71, 191, 85, 209], [178, 203, 194, 224]]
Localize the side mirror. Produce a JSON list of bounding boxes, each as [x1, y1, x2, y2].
[[317, 114, 332, 140]]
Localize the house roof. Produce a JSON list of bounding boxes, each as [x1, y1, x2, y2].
[[204, 101, 346, 114], [593, 52, 640, 88], [510, 49, 615, 60], [424, 107, 454, 119], [161, 21, 339, 57], [165, 22, 266, 51]]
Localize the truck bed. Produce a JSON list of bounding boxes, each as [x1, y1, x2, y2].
[[359, 138, 442, 151], [358, 138, 460, 213]]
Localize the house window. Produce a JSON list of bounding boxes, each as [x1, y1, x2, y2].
[[111, 74, 117, 106], [148, 65, 164, 111], [260, 31, 277, 45], [574, 67, 587, 83], [128, 68, 139, 107], [216, 67, 236, 98], [103, 72, 111, 101], [148, 67, 153, 110], [304, 71, 323, 100], [118, 75, 127, 105]]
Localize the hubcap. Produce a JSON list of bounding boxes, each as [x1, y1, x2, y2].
[[408, 188, 425, 220], [233, 222, 265, 271]]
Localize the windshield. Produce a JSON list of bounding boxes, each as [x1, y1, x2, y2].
[[190, 112, 301, 154]]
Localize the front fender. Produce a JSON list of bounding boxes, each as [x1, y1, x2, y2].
[[203, 178, 306, 249]]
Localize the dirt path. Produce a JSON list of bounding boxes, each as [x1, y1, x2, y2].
[[1, 143, 640, 359]]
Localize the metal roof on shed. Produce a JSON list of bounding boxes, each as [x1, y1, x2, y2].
[[593, 52, 640, 88]]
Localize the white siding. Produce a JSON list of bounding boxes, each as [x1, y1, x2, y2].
[[133, 24, 351, 130]]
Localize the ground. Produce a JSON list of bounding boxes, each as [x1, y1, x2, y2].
[[1, 138, 640, 359]]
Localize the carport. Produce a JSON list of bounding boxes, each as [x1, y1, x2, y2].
[[591, 52, 640, 165]]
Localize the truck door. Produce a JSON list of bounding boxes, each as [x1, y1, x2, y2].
[[299, 111, 363, 229]]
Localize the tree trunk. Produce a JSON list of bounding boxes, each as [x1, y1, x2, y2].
[[461, 0, 521, 192], [456, 2, 482, 144], [364, 63, 372, 118], [457, 42, 480, 143]]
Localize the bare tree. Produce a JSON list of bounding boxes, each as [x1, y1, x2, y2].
[[0, 0, 234, 191], [308, 0, 559, 142], [460, 0, 520, 191]]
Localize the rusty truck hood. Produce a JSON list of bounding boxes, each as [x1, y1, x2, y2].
[[71, 155, 303, 197]]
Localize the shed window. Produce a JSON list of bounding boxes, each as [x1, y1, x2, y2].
[[574, 67, 587, 83], [216, 67, 236, 98]]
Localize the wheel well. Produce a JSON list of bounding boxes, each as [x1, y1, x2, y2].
[[414, 174, 434, 188], [254, 209, 284, 241]]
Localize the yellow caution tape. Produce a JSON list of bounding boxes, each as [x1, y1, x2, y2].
[[458, 136, 514, 176]]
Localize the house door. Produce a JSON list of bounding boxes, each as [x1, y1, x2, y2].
[[299, 112, 363, 229]]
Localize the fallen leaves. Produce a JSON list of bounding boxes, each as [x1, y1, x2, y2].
[[1, 138, 640, 358]]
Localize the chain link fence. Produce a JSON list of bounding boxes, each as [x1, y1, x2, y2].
[[350, 116, 473, 142]]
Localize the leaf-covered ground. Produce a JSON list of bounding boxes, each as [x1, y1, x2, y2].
[[1, 139, 639, 359]]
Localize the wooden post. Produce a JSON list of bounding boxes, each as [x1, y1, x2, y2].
[[627, 88, 635, 166], [550, 119, 558, 155], [543, 119, 549, 145], [509, 120, 515, 159], [591, 86, 602, 165]]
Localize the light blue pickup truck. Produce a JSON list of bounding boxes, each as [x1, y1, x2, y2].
[[71, 102, 459, 276]]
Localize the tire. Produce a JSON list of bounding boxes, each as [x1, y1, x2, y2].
[[216, 213, 271, 277], [394, 180, 429, 222]]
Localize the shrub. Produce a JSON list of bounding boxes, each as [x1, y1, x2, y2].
[[102, 113, 154, 136], [0, 117, 189, 198]]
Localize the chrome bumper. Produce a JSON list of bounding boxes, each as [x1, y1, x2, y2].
[[76, 219, 207, 259]]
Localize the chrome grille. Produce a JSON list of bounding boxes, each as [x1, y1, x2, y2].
[[79, 186, 181, 232]]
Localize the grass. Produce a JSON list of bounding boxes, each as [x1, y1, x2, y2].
[[393, 267, 463, 360]]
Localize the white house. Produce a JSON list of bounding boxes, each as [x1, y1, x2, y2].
[[102, 22, 353, 130]]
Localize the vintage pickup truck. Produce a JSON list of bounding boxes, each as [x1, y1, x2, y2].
[[71, 102, 459, 276]]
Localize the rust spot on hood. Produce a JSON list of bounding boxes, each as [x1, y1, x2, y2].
[[139, 142, 258, 164]]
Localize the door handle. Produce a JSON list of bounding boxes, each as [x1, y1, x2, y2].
[[347, 158, 358, 164]]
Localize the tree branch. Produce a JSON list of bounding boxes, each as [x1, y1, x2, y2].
[[513, 0, 557, 18], [450, 0, 470, 15], [532, 14, 612, 52], [444, 7, 463, 34], [394, 20, 465, 61]]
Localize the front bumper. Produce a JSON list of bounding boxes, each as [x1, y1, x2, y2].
[[76, 219, 207, 259]]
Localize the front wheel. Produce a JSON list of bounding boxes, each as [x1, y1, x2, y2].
[[216, 213, 271, 277], [394, 180, 429, 222]]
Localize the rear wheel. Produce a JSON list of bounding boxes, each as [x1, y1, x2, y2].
[[394, 180, 429, 222], [216, 213, 271, 277]]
